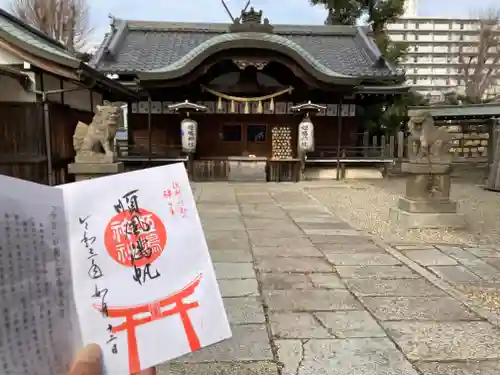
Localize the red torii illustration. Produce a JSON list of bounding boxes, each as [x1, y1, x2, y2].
[[94, 274, 202, 373]]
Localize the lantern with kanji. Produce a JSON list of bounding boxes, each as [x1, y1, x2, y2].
[[168, 101, 207, 154], [297, 115, 315, 153], [291, 101, 325, 154], [181, 118, 198, 153]]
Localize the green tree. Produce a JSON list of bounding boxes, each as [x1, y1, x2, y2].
[[359, 92, 429, 134], [310, 0, 363, 25], [311, 0, 414, 133], [310, 0, 407, 62]]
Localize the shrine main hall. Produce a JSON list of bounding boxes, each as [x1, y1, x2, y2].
[[90, 7, 408, 181]]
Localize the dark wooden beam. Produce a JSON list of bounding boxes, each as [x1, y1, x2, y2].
[[137, 50, 351, 92]]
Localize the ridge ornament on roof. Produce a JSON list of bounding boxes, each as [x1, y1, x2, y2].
[[224, 0, 274, 33], [88, 8, 406, 89]]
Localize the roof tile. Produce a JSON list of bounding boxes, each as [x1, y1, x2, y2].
[[93, 21, 400, 80], [0, 14, 78, 62]]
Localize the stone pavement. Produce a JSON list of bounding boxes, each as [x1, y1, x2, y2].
[[157, 183, 500, 375], [390, 243, 500, 285]]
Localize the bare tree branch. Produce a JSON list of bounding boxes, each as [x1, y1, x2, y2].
[[457, 8, 500, 103], [10, 0, 93, 52]]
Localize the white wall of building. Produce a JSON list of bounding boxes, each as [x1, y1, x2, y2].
[[0, 74, 37, 102], [0, 48, 23, 65], [0, 49, 37, 102], [0, 45, 104, 109], [62, 80, 92, 111], [42, 72, 63, 103]]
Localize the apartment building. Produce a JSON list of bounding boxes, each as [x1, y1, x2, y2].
[[387, 12, 500, 102]]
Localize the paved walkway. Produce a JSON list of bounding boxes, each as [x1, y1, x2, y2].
[[158, 183, 500, 375]]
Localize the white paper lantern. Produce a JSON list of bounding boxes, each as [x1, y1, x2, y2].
[[181, 118, 198, 153], [297, 116, 314, 153]]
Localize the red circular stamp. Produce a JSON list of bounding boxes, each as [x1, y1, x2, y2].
[[104, 209, 167, 267]]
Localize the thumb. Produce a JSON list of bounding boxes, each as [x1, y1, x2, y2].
[[68, 344, 102, 375]]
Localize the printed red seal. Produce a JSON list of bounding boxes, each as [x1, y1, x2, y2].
[[104, 209, 167, 267]]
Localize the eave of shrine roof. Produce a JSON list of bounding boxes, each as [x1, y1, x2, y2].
[[139, 32, 356, 82], [91, 19, 404, 84], [0, 9, 80, 68]]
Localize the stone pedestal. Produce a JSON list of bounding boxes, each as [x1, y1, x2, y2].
[[74, 153, 116, 164], [390, 161, 466, 229], [68, 162, 124, 182]]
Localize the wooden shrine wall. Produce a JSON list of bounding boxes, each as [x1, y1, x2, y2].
[[127, 101, 359, 158], [126, 113, 359, 159], [0, 102, 93, 184]]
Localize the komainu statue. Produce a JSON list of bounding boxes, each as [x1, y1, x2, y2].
[[407, 110, 453, 161], [73, 103, 121, 162]]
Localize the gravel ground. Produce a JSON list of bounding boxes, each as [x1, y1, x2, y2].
[[305, 178, 500, 246], [457, 284, 500, 316]]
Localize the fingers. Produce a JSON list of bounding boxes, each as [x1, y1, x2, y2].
[[68, 344, 102, 375], [133, 368, 156, 375]]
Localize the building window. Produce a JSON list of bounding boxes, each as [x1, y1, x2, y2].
[[247, 125, 266, 142], [221, 125, 242, 142]]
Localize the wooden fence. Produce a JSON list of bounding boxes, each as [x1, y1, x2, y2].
[[189, 159, 301, 182], [0, 102, 47, 183], [191, 160, 230, 181], [0, 102, 93, 185], [344, 128, 490, 162]]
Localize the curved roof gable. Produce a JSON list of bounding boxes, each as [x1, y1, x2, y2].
[[139, 32, 357, 83], [91, 19, 405, 85]]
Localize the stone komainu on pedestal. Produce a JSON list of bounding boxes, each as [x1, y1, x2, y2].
[[390, 110, 466, 229], [407, 109, 453, 162], [68, 103, 124, 181], [73, 103, 121, 163]]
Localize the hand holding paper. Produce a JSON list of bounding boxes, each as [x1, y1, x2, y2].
[[68, 344, 156, 375], [0, 163, 231, 375]]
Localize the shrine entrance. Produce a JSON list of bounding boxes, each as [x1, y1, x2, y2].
[[105, 7, 409, 182], [219, 123, 269, 157]]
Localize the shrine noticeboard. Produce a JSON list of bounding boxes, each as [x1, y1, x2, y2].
[[0, 164, 231, 375]]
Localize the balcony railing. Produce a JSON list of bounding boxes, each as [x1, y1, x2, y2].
[[115, 140, 188, 162]]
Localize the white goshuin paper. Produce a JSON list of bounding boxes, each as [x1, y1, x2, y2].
[[0, 163, 232, 375]]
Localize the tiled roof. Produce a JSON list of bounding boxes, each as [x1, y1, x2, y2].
[[91, 20, 404, 83], [0, 9, 80, 67], [0, 9, 139, 99]]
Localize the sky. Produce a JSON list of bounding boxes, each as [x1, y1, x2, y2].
[[1, 0, 498, 48]]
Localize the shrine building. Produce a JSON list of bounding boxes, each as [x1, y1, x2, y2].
[[90, 7, 409, 181]]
